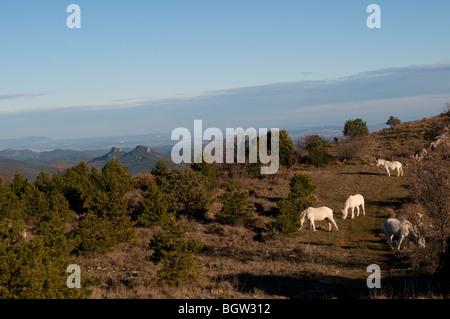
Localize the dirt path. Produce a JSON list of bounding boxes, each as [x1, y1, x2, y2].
[[289, 163, 411, 297]]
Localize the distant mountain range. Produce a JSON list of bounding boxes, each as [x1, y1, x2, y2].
[[0, 124, 387, 152], [0, 124, 387, 180], [0, 134, 174, 152], [0, 145, 177, 180]]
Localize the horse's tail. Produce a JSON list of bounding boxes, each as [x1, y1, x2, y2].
[[361, 196, 366, 215], [299, 209, 308, 227]]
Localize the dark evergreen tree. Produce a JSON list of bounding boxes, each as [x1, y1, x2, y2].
[[343, 118, 369, 138], [269, 173, 316, 236], [161, 169, 210, 219], [216, 181, 252, 225], [137, 180, 171, 227], [147, 218, 203, 287]]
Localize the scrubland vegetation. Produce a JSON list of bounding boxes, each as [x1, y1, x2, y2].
[[1, 113, 449, 299]]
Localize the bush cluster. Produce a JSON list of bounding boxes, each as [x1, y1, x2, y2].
[[269, 173, 316, 236]]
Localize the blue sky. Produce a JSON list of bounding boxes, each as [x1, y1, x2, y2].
[[1, 1, 449, 139]]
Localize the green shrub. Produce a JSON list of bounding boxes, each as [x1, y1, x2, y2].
[[191, 157, 217, 192], [245, 161, 263, 178], [161, 169, 211, 219], [63, 162, 93, 212], [303, 135, 334, 167], [288, 173, 316, 200], [269, 173, 316, 236], [386, 115, 401, 127], [11, 172, 27, 197], [137, 180, 171, 227], [216, 181, 253, 225], [76, 191, 135, 255], [0, 186, 25, 220], [0, 218, 86, 299], [269, 198, 300, 236], [97, 158, 133, 197], [76, 211, 117, 255], [151, 161, 170, 186], [147, 218, 203, 287], [268, 129, 295, 166], [343, 118, 369, 138]]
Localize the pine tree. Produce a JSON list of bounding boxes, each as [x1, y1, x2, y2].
[[191, 156, 217, 192], [11, 172, 27, 197], [147, 218, 203, 287], [343, 119, 369, 138], [161, 169, 210, 219], [216, 181, 252, 225], [386, 115, 401, 127], [63, 162, 93, 212], [269, 173, 316, 236], [0, 213, 86, 299], [151, 161, 170, 179], [137, 180, 171, 227]]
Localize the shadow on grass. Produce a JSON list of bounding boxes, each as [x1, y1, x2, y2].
[[254, 203, 279, 217], [338, 172, 383, 176], [211, 272, 369, 299], [212, 270, 439, 299], [365, 199, 405, 208]]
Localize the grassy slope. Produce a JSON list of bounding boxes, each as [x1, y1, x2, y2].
[[80, 114, 449, 299], [81, 163, 415, 299]]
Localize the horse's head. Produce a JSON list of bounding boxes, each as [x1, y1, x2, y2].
[[376, 158, 381, 166], [340, 209, 347, 219], [412, 225, 426, 248], [418, 236, 426, 248]]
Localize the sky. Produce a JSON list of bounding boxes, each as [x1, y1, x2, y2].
[[0, 1, 449, 139]]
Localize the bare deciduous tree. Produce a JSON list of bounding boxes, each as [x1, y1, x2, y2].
[[410, 157, 450, 253]]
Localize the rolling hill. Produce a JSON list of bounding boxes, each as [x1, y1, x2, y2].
[[88, 145, 177, 175], [0, 155, 55, 180]]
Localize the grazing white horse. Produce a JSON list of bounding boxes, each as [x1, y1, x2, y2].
[[376, 158, 403, 177], [299, 207, 339, 232], [341, 194, 365, 219], [383, 218, 425, 251]]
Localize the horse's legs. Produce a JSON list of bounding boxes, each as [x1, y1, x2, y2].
[[311, 220, 316, 232], [362, 204, 366, 216], [387, 234, 394, 249], [386, 168, 390, 177], [397, 235, 405, 251], [351, 207, 355, 219], [356, 206, 360, 217], [330, 218, 339, 231]]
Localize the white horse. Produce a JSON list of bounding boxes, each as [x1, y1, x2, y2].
[[299, 207, 339, 232], [376, 158, 403, 177], [341, 194, 365, 219], [383, 218, 425, 251]]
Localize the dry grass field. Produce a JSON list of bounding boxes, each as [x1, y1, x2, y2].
[[78, 114, 449, 299]]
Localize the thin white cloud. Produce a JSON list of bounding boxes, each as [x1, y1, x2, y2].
[[0, 61, 449, 138], [0, 92, 46, 100]]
